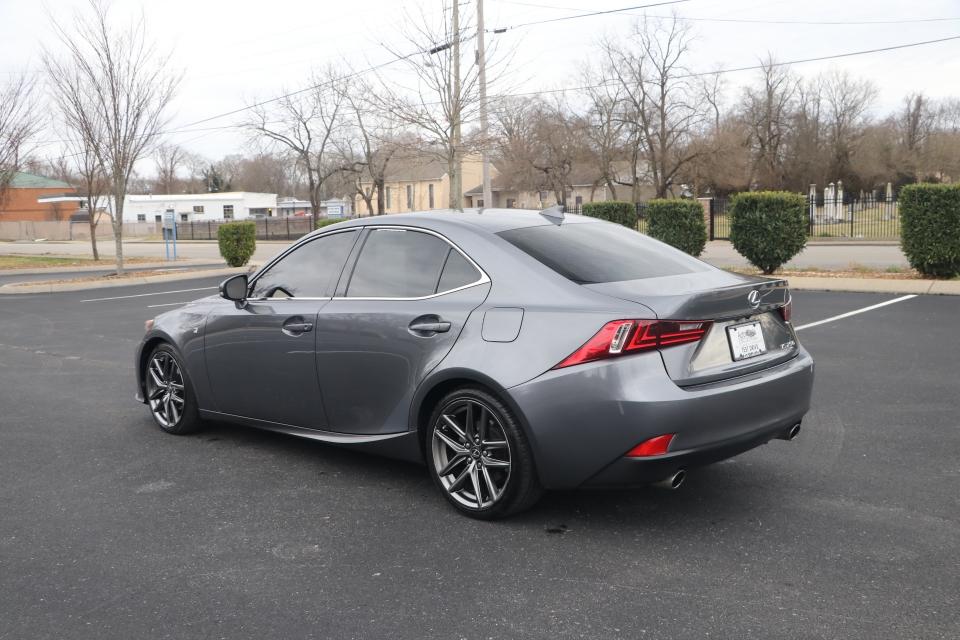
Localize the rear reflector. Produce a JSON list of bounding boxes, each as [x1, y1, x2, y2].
[[626, 434, 675, 457], [553, 319, 712, 369], [780, 299, 792, 322]]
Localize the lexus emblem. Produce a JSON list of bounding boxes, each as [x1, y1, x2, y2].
[[747, 290, 761, 309]]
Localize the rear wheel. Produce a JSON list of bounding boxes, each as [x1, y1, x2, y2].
[[428, 387, 542, 519], [144, 344, 202, 435]]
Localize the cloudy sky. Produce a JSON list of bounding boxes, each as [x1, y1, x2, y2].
[[3, 0, 959, 166]]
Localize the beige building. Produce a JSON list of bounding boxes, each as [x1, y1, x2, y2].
[[354, 155, 484, 216]]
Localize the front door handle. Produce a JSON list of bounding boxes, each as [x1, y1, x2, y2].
[[409, 317, 451, 335], [282, 317, 314, 336]]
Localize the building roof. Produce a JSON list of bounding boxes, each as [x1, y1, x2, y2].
[[380, 157, 448, 183], [9, 171, 73, 189], [126, 191, 276, 202]]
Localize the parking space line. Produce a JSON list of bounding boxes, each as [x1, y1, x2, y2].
[[794, 294, 917, 331], [81, 286, 216, 303], [146, 301, 192, 308]]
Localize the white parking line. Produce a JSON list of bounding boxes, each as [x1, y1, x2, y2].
[[794, 294, 917, 331], [146, 301, 192, 308], [81, 286, 217, 303]]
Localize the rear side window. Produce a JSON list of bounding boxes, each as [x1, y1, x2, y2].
[[436, 248, 481, 293], [497, 222, 708, 284], [250, 230, 358, 298], [347, 229, 451, 298]]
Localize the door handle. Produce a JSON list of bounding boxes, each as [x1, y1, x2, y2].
[[409, 318, 451, 335], [282, 318, 314, 336]]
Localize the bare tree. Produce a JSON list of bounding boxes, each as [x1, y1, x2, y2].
[[65, 132, 108, 259], [822, 70, 877, 187], [581, 69, 627, 200], [44, 0, 180, 272], [246, 65, 354, 217], [0, 73, 43, 201], [602, 16, 705, 199], [154, 144, 186, 194], [741, 56, 797, 189], [373, 2, 486, 210]]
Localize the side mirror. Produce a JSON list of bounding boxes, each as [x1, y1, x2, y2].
[[220, 274, 249, 302]]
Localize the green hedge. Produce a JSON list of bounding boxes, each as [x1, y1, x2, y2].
[[316, 217, 343, 229], [729, 191, 807, 274], [217, 221, 256, 267], [646, 199, 707, 256], [899, 183, 960, 277], [580, 201, 638, 228]]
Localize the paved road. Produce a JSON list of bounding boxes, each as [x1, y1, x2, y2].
[[0, 280, 956, 639], [1, 238, 910, 270]]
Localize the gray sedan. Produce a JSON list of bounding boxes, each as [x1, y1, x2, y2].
[[135, 209, 814, 519]]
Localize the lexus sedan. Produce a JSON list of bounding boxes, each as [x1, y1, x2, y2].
[[136, 208, 814, 519]]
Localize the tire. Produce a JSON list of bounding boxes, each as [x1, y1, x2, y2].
[[143, 343, 203, 435], [427, 386, 543, 519]]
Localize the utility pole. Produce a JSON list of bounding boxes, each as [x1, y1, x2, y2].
[[477, 0, 492, 209], [450, 0, 463, 211]]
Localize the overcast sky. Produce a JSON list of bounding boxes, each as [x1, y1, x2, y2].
[[3, 0, 960, 166]]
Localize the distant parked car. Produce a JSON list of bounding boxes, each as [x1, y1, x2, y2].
[[136, 209, 814, 519]]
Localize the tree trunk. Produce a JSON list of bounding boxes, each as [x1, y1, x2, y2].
[[112, 184, 125, 274], [88, 216, 99, 260], [447, 152, 461, 210], [375, 180, 385, 215]]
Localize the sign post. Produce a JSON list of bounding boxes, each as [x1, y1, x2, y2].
[[162, 210, 177, 261]]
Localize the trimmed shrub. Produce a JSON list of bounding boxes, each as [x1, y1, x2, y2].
[[899, 183, 960, 277], [646, 199, 708, 256], [316, 217, 343, 229], [581, 201, 638, 228], [729, 191, 807, 274], [217, 221, 256, 267]]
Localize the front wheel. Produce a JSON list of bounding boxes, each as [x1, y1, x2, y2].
[[428, 387, 543, 519], [144, 344, 202, 435]]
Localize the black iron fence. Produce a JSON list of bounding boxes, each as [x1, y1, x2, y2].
[[171, 216, 319, 241], [709, 196, 900, 240]]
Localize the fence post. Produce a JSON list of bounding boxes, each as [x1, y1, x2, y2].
[[286, 217, 290, 240], [208, 221, 212, 240]]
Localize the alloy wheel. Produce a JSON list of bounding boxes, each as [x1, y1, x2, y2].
[[431, 398, 512, 510], [146, 351, 186, 428]]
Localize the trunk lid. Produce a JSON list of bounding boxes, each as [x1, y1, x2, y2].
[[584, 271, 798, 386]]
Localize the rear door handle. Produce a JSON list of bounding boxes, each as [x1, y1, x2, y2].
[[409, 318, 451, 335], [282, 317, 314, 336]]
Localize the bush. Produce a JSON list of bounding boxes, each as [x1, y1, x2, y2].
[[217, 221, 256, 267], [580, 201, 638, 228], [316, 217, 343, 229], [646, 199, 708, 256], [899, 183, 960, 277], [729, 191, 807, 274]]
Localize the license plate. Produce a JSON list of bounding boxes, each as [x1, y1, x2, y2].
[[727, 321, 767, 361]]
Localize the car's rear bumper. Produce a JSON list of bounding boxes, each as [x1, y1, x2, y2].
[[508, 347, 814, 489]]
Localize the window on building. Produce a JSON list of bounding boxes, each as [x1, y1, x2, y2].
[[506, 198, 515, 209], [385, 187, 392, 210], [575, 195, 583, 207], [428, 184, 435, 209], [137, 214, 146, 222], [180, 213, 189, 222], [250, 230, 359, 299], [154, 214, 162, 223], [193, 205, 204, 213], [477, 199, 484, 208], [406, 185, 413, 210], [223, 204, 234, 220]]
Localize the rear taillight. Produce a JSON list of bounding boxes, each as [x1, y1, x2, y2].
[[553, 319, 712, 369], [779, 299, 792, 323]]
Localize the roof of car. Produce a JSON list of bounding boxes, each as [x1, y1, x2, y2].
[[316, 208, 596, 236]]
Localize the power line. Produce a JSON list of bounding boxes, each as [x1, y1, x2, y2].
[[490, 0, 690, 31], [492, 0, 960, 25]]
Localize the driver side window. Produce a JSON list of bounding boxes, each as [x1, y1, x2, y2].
[[250, 230, 358, 299]]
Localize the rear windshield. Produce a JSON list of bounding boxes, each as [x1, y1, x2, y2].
[[497, 221, 709, 284]]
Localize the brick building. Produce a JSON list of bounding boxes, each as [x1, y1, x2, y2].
[[0, 172, 78, 222]]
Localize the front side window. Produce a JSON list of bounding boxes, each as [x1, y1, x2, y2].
[[251, 230, 358, 298], [346, 229, 479, 298]]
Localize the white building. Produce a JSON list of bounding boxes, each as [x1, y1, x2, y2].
[[123, 192, 277, 223], [276, 196, 353, 218]]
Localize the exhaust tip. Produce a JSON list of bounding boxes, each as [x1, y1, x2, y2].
[[654, 469, 686, 490], [787, 423, 801, 440]]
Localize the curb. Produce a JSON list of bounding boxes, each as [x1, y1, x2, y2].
[[786, 276, 960, 296], [0, 260, 224, 277], [0, 264, 259, 294]]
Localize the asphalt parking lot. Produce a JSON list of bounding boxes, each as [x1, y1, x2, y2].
[[1, 278, 957, 639]]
